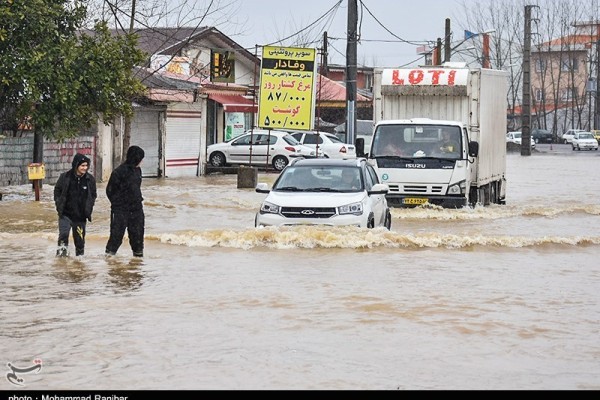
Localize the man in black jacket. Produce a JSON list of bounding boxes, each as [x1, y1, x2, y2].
[[105, 145, 145, 257], [54, 153, 97, 257]]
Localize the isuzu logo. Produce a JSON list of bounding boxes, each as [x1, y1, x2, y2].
[[301, 209, 315, 215], [406, 164, 426, 169]]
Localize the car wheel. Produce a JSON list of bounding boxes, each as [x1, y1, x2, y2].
[[209, 152, 226, 167], [272, 156, 288, 171], [572, 145, 575, 151], [367, 212, 375, 229], [384, 209, 392, 230]]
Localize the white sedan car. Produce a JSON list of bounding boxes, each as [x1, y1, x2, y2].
[[207, 129, 321, 171], [290, 131, 357, 159], [506, 131, 535, 149], [571, 131, 599, 151], [255, 158, 391, 229]]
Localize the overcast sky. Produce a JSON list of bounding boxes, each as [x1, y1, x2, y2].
[[230, 0, 496, 68]]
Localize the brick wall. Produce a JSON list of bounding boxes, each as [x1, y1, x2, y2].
[[0, 136, 95, 186]]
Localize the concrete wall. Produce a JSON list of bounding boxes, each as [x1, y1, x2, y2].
[[0, 135, 96, 186]]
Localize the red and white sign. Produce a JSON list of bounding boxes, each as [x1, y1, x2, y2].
[[381, 68, 469, 86]]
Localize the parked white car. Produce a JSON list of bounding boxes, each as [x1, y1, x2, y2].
[[506, 131, 535, 149], [255, 158, 391, 229], [290, 131, 357, 159], [571, 131, 599, 151], [560, 129, 585, 144], [207, 129, 321, 171]]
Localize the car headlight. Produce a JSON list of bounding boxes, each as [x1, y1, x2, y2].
[[338, 202, 363, 215], [260, 201, 280, 214], [447, 180, 466, 195]]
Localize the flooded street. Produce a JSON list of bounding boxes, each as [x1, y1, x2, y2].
[[1, 147, 600, 390]]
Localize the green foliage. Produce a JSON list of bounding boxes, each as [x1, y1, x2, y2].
[[0, 0, 146, 139]]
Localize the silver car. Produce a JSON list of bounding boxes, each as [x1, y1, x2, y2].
[[290, 131, 357, 159], [571, 131, 599, 151], [207, 129, 321, 171]]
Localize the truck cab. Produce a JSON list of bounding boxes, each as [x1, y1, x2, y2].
[[368, 118, 480, 208]]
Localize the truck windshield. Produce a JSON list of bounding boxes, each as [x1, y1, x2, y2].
[[371, 124, 462, 160]]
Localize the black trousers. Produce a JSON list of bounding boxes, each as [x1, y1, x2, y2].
[[58, 215, 86, 256], [106, 209, 145, 257]]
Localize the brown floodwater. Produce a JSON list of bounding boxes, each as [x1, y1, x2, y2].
[[1, 149, 599, 389]]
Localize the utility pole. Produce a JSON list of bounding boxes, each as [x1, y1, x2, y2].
[[444, 18, 451, 63], [595, 38, 600, 129], [321, 31, 329, 77], [521, 5, 533, 156], [346, 0, 358, 147]]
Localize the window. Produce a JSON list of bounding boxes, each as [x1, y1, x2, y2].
[[561, 58, 578, 72], [535, 89, 545, 102], [535, 59, 546, 73], [560, 87, 577, 101]]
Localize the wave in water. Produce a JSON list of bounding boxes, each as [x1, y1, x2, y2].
[[150, 227, 600, 250]]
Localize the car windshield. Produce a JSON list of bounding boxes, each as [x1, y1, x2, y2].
[[274, 166, 363, 192], [513, 133, 522, 139], [579, 133, 594, 139], [371, 124, 462, 160], [327, 135, 344, 143], [282, 134, 302, 146]]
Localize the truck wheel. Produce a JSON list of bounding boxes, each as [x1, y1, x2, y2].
[[489, 182, 497, 204], [469, 188, 478, 208]]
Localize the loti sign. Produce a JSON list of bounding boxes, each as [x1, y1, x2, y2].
[[258, 46, 316, 131], [381, 68, 469, 86]]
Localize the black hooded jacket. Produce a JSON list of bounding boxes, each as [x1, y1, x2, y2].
[[106, 146, 145, 212], [54, 153, 97, 222]]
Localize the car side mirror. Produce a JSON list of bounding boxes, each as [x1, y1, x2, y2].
[[355, 138, 365, 157], [368, 183, 389, 195], [468, 141, 479, 157], [255, 182, 270, 193]]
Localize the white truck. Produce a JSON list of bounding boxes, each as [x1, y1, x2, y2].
[[369, 63, 508, 208]]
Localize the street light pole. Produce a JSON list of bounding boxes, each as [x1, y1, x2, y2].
[[595, 38, 600, 130], [345, 0, 358, 147]]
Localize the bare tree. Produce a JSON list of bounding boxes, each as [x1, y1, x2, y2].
[[457, 0, 600, 137]]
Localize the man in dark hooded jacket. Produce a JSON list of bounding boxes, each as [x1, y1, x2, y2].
[[54, 153, 97, 257], [105, 145, 145, 257]]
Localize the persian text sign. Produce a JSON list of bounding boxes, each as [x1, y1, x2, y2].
[[381, 68, 469, 86], [258, 46, 316, 130]]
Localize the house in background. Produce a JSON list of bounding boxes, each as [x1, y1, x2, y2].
[[529, 21, 600, 138], [107, 26, 260, 177]]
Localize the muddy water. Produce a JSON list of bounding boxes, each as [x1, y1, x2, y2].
[[1, 152, 599, 389]]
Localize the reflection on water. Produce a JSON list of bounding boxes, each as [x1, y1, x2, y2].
[[1, 154, 600, 389], [52, 258, 96, 284], [106, 257, 145, 292]]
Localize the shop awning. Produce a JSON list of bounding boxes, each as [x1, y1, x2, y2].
[[208, 93, 258, 113]]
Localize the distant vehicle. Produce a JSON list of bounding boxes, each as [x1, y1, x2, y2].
[[255, 158, 391, 229], [334, 119, 374, 156], [560, 129, 585, 144], [531, 129, 554, 144], [290, 131, 356, 159], [506, 131, 535, 149], [207, 129, 321, 171], [571, 131, 599, 151], [590, 130, 600, 143]]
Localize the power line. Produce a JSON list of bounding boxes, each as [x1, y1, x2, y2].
[[359, 0, 428, 46], [265, 0, 343, 46]]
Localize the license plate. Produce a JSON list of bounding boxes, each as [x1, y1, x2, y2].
[[403, 197, 428, 205]]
